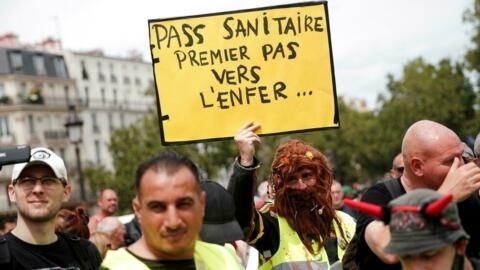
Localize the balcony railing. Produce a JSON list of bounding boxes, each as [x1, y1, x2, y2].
[[0, 95, 155, 112], [44, 130, 68, 140]]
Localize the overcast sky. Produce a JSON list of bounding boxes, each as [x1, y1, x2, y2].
[[0, 0, 473, 109]]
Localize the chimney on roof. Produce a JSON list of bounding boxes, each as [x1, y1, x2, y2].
[[40, 37, 62, 51], [127, 49, 143, 61], [84, 49, 104, 56], [0, 33, 20, 48]]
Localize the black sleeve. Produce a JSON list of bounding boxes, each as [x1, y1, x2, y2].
[[458, 193, 480, 261], [357, 183, 396, 232], [83, 240, 102, 269], [226, 157, 281, 255], [250, 211, 281, 257], [227, 157, 259, 231]]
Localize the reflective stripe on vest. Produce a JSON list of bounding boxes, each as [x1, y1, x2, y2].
[[259, 211, 356, 270], [101, 240, 242, 270]]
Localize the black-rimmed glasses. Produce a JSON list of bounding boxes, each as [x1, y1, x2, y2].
[[13, 176, 66, 189]]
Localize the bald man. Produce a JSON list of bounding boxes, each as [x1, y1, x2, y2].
[[389, 153, 404, 179], [88, 188, 119, 232], [351, 120, 480, 269]]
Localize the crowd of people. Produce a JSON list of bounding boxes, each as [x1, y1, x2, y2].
[[0, 119, 479, 269]]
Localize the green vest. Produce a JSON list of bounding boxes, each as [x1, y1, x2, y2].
[[101, 240, 243, 270], [259, 211, 356, 270]]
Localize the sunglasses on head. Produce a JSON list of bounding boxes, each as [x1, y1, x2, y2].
[[462, 155, 480, 167]]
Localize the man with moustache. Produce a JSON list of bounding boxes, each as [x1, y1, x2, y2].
[[101, 151, 242, 269], [228, 122, 356, 269]]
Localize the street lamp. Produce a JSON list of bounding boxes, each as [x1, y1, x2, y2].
[[64, 105, 86, 201]]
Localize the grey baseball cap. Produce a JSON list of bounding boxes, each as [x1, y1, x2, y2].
[[384, 189, 468, 256]]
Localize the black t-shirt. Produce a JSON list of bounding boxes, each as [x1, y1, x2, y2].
[[2, 232, 101, 270], [139, 258, 196, 270], [457, 193, 480, 260], [355, 180, 404, 270]]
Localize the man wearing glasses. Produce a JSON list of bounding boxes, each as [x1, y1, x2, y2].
[[4, 147, 101, 269], [389, 153, 404, 179]]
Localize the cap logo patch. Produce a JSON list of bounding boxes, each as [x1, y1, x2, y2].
[[32, 150, 51, 160]]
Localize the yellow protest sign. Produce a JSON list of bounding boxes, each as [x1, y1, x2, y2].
[[149, 1, 339, 145]]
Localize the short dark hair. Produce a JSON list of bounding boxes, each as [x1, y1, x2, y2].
[[135, 151, 200, 195]]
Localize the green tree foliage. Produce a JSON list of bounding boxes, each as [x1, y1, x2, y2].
[[83, 166, 113, 196], [105, 113, 194, 212], [464, 0, 480, 76], [461, 0, 480, 138], [241, 98, 381, 186], [377, 57, 476, 144], [300, 98, 381, 185]]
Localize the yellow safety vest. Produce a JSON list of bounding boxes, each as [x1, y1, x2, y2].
[[101, 240, 243, 270], [259, 211, 356, 270]]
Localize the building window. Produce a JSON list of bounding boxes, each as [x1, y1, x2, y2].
[[94, 139, 101, 164], [134, 77, 141, 86], [98, 73, 105, 82], [0, 116, 10, 136], [53, 57, 67, 78], [97, 62, 105, 82], [91, 113, 99, 134], [0, 83, 9, 104], [123, 76, 130, 85], [27, 114, 35, 134], [113, 88, 117, 104], [120, 113, 125, 128], [9, 52, 23, 72], [108, 113, 114, 131], [84, 86, 89, 106], [81, 60, 89, 80], [19, 82, 27, 99], [33, 55, 46, 75], [109, 63, 117, 83], [101, 88, 106, 104], [64, 86, 70, 105]]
